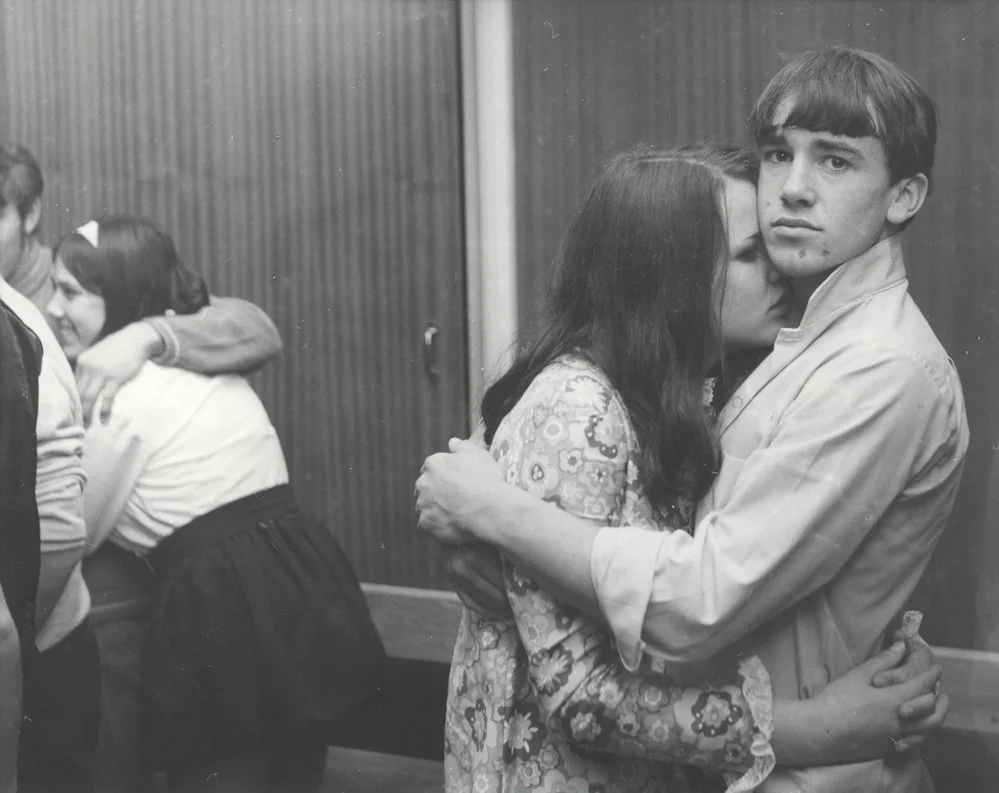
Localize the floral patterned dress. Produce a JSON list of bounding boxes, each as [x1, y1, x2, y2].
[[444, 356, 775, 793]]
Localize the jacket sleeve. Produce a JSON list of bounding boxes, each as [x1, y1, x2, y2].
[[591, 346, 964, 664], [146, 295, 282, 374]]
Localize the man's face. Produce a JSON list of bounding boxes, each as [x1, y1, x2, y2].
[[0, 203, 26, 280], [757, 98, 897, 283]]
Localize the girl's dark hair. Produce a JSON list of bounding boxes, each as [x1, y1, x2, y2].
[[53, 216, 209, 338], [482, 143, 758, 519]]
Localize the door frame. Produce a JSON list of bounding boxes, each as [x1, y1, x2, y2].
[[460, 0, 518, 428]]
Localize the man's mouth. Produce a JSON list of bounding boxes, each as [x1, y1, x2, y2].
[[772, 217, 820, 231]]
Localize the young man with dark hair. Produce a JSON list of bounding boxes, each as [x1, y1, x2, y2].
[[415, 47, 968, 791]]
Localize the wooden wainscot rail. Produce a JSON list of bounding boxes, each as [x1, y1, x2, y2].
[[88, 582, 999, 790]]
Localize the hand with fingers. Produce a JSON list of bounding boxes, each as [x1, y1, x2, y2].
[[414, 437, 505, 546], [74, 321, 165, 425], [809, 639, 948, 763], [442, 542, 511, 621], [870, 612, 944, 752]]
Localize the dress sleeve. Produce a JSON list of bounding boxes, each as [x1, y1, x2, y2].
[[146, 295, 282, 374], [497, 367, 775, 790]]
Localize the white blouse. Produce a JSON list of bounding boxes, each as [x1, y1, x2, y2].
[[83, 363, 289, 555]]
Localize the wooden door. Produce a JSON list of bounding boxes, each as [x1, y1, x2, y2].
[[0, 0, 466, 588]]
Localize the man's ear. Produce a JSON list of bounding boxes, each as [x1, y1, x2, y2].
[[21, 198, 41, 236], [886, 173, 928, 226]]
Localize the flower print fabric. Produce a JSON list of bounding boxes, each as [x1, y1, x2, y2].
[[444, 356, 775, 793]]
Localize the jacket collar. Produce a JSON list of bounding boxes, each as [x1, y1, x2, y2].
[[716, 235, 908, 436]]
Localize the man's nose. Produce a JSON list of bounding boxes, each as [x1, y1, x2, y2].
[[780, 160, 816, 206]]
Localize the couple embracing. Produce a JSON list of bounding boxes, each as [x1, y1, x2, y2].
[[416, 47, 967, 793]]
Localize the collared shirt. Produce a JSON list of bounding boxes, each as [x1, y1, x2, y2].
[[590, 237, 968, 790], [0, 279, 88, 652], [84, 363, 288, 554]]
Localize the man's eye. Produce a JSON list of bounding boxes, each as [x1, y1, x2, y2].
[[826, 156, 849, 170], [763, 149, 789, 163]]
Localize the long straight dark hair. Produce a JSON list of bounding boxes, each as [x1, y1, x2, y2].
[[482, 143, 759, 519]]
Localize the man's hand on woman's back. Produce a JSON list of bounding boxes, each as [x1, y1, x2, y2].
[[415, 438, 503, 546]]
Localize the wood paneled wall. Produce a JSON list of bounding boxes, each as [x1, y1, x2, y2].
[[0, 0, 468, 588], [510, 0, 999, 649]]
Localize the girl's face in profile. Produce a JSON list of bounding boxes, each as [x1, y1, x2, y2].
[[714, 178, 795, 352], [46, 257, 106, 362]]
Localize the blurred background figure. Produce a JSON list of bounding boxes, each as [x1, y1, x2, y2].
[[48, 216, 386, 793]]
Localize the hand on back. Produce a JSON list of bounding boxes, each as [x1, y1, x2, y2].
[[811, 638, 947, 763], [414, 436, 501, 546], [74, 322, 163, 425]]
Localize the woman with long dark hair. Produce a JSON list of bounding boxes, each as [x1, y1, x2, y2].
[[47, 216, 386, 793], [443, 145, 942, 792]]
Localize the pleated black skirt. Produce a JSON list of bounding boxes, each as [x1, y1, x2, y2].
[[139, 485, 387, 771]]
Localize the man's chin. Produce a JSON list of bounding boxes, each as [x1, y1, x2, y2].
[[769, 252, 837, 281]]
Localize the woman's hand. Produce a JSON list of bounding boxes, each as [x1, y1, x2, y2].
[[772, 641, 948, 767], [812, 641, 947, 760], [75, 322, 165, 424]]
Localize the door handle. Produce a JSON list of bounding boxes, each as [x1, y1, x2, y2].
[[423, 323, 440, 383]]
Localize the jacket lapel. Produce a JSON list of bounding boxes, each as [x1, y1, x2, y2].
[[716, 332, 810, 436]]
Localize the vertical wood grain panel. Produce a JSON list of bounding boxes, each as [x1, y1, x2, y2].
[[0, 0, 467, 588], [511, 0, 999, 649]]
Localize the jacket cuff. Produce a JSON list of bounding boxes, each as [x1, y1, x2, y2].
[[145, 317, 180, 367], [589, 526, 662, 672]]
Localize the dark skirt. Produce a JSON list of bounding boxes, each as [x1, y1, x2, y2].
[[139, 485, 387, 771]]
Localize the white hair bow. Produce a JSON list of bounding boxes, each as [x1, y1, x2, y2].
[[76, 220, 99, 248]]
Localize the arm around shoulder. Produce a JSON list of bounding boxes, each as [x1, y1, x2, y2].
[[148, 294, 282, 374]]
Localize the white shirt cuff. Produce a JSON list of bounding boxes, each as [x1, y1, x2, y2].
[[589, 525, 664, 672], [145, 317, 180, 366]]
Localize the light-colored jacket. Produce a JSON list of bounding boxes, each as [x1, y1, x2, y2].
[[590, 236, 968, 792]]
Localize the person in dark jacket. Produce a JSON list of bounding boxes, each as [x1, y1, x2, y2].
[[0, 296, 43, 792]]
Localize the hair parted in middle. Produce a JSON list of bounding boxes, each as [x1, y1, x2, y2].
[[481, 142, 759, 520], [54, 215, 210, 339]]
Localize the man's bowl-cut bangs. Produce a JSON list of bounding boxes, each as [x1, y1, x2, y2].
[[748, 47, 936, 188], [749, 52, 887, 142]]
